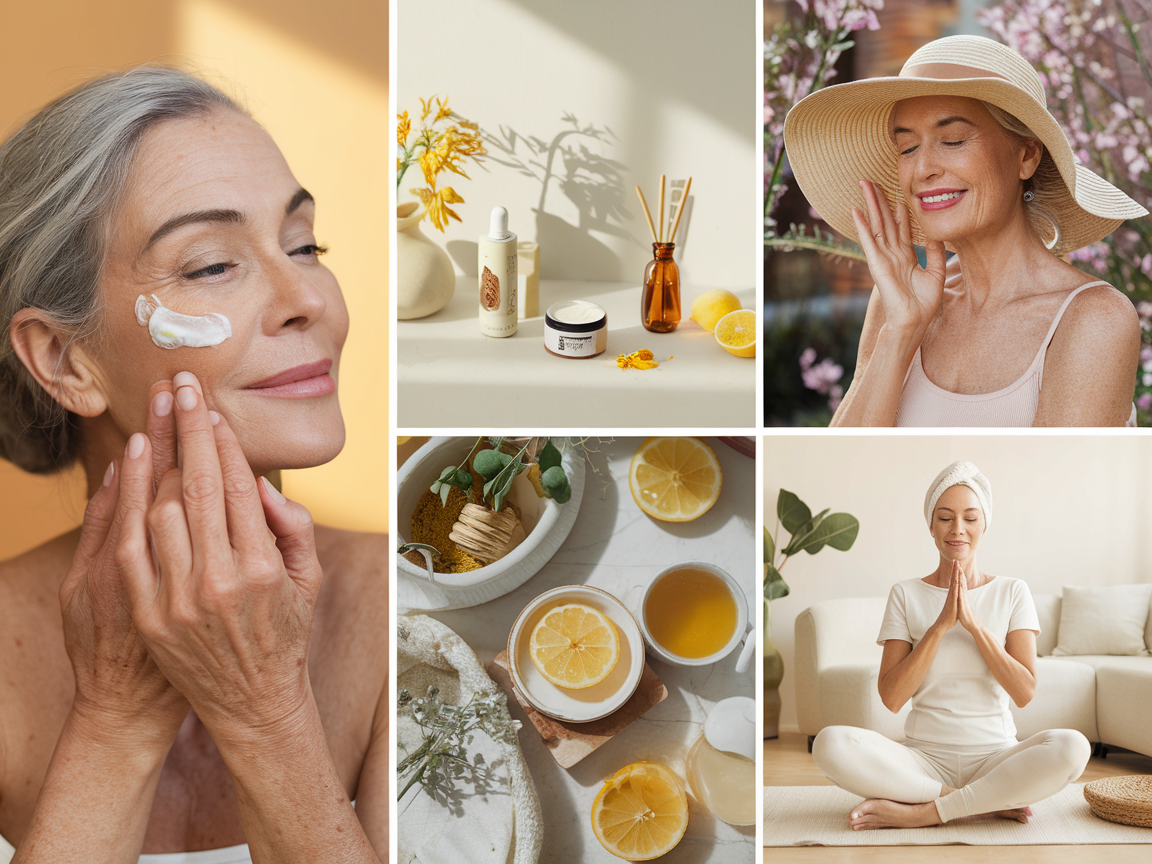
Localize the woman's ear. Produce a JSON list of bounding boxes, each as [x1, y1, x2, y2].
[[1019, 139, 1043, 181], [9, 308, 108, 418]]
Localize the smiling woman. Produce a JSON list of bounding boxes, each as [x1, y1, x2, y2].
[[783, 35, 1149, 428], [0, 68, 386, 864]]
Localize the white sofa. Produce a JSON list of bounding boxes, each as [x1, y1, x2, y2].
[[794, 594, 1152, 758]]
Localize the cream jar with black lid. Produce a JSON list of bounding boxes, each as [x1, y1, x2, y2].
[[544, 301, 607, 359]]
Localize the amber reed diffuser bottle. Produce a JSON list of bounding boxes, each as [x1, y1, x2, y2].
[[642, 242, 680, 332]]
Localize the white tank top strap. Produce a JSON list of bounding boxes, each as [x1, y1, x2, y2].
[[1034, 281, 1113, 390]]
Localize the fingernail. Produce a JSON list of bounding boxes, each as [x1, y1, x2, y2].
[[261, 476, 287, 504], [153, 390, 173, 418], [102, 461, 115, 486], [175, 385, 198, 411], [172, 371, 201, 393], [127, 433, 146, 460], [208, 410, 221, 426]]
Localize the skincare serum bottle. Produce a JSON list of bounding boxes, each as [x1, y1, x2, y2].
[[478, 206, 518, 337]]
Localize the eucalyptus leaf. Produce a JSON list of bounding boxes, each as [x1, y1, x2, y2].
[[540, 465, 571, 503], [763, 525, 775, 565], [764, 563, 790, 601], [473, 449, 513, 480], [537, 438, 562, 474], [777, 489, 812, 534]]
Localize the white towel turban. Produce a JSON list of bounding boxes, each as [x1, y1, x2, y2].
[[924, 461, 992, 529]]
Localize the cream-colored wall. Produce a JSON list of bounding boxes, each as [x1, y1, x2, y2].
[[0, 0, 386, 562], [397, 0, 757, 288], [763, 435, 1152, 733]]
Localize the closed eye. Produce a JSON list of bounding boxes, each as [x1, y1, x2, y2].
[[182, 262, 236, 280], [899, 145, 918, 156], [291, 243, 328, 258]]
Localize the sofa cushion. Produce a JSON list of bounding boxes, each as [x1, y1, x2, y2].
[[1033, 594, 1061, 656], [1052, 584, 1152, 657]]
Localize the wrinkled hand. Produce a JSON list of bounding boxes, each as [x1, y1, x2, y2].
[[60, 382, 190, 749], [119, 372, 323, 748], [852, 179, 947, 335]]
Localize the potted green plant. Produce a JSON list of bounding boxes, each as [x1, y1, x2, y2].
[[764, 490, 859, 738]]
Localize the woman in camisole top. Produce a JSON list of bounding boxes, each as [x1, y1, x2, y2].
[[824, 105, 1142, 428], [0, 72, 387, 862]]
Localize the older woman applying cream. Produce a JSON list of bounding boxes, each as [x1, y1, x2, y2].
[[784, 36, 1148, 427], [811, 462, 1090, 829], [0, 69, 386, 863]]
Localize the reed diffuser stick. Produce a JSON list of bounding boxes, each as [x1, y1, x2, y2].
[[635, 186, 658, 243], [666, 176, 693, 243], [657, 174, 666, 243]]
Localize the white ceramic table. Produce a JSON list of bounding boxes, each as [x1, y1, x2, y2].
[[401, 437, 757, 862], [397, 278, 756, 427]]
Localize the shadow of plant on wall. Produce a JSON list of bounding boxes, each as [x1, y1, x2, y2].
[[447, 114, 634, 281]]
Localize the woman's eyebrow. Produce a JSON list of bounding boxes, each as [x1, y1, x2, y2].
[[146, 208, 243, 249], [286, 187, 314, 216]]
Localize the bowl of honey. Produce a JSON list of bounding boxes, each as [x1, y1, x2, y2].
[[639, 562, 753, 670]]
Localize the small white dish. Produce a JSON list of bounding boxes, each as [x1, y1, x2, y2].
[[637, 561, 755, 672], [507, 585, 644, 724]]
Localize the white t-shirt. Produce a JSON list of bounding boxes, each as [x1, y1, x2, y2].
[[877, 576, 1040, 747]]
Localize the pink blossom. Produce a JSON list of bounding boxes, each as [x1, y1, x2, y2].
[[1137, 393, 1152, 412]]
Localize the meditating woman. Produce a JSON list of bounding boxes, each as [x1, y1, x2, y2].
[[784, 35, 1148, 426], [0, 69, 387, 862], [811, 461, 1090, 830]]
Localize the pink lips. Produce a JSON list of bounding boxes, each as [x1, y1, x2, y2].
[[918, 188, 966, 211], [244, 359, 335, 398]]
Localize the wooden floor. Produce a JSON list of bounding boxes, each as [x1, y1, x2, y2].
[[763, 731, 1152, 863]]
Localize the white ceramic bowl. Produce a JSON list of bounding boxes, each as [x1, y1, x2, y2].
[[397, 438, 584, 612], [507, 585, 644, 724], [637, 561, 755, 672]]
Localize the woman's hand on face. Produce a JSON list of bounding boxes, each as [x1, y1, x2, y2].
[[120, 372, 324, 750], [851, 179, 947, 336], [59, 383, 190, 751]]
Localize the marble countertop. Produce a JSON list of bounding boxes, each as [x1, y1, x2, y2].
[[397, 278, 756, 428], [400, 437, 756, 862]]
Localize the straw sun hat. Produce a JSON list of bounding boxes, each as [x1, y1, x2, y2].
[[783, 35, 1148, 255]]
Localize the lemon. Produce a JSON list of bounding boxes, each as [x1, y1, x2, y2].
[[714, 309, 756, 358], [591, 761, 689, 860], [528, 603, 619, 689], [628, 438, 722, 522], [688, 289, 741, 333]]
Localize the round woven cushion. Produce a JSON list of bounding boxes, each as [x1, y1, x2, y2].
[[1084, 776, 1152, 828]]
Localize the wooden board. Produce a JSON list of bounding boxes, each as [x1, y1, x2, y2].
[[487, 650, 668, 769]]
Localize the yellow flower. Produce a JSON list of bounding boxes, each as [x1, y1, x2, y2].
[[413, 186, 465, 232], [397, 110, 411, 148], [434, 96, 452, 123]]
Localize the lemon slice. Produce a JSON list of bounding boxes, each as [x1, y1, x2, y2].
[[591, 761, 689, 860], [629, 437, 722, 522], [529, 603, 619, 689], [689, 289, 741, 333], [714, 309, 756, 358]]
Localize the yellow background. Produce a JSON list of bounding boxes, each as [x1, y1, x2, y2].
[[0, 0, 388, 560]]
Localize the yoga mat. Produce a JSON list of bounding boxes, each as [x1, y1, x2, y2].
[[763, 784, 1152, 846]]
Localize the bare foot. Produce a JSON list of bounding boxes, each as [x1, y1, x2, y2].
[[848, 798, 943, 830], [993, 806, 1033, 823]]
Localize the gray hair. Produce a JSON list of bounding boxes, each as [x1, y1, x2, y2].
[[982, 101, 1063, 250], [0, 67, 243, 473]]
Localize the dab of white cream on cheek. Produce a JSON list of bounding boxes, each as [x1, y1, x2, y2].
[[134, 294, 231, 349]]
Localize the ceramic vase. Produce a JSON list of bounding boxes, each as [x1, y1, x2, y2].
[[763, 599, 784, 739], [396, 201, 456, 319]]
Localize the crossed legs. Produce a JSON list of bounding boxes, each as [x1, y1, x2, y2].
[[812, 726, 1091, 830]]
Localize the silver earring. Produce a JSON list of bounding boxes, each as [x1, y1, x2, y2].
[[1023, 190, 1035, 202]]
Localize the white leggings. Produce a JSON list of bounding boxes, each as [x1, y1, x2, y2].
[[812, 726, 1091, 823]]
